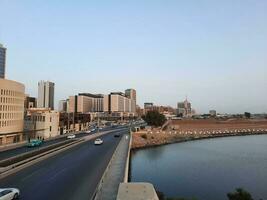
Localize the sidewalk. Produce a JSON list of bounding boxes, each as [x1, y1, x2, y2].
[[0, 141, 27, 152], [94, 133, 130, 200]]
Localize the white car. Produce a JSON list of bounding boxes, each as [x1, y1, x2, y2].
[[86, 130, 91, 134], [94, 138, 103, 145], [67, 134, 76, 139], [0, 188, 20, 200]]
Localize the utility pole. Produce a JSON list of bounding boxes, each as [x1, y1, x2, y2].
[[73, 112, 75, 133], [97, 113, 100, 134], [67, 112, 70, 133]]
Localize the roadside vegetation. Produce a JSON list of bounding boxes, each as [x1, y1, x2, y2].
[[142, 111, 167, 127]]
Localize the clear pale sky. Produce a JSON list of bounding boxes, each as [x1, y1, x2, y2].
[[0, 0, 266, 114]]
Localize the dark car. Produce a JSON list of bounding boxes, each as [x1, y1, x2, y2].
[[114, 133, 121, 137]]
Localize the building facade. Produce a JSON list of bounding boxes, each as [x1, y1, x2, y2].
[[24, 95, 37, 109], [58, 100, 67, 112], [209, 110, 217, 117], [103, 91, 136, 116], [177, 98, 192, 117], [125, 89, 136, 101], [37, 81, 55, 110], [68, 93, 103, 113], [0, 43, 6, 79], [0, 79, 25, 145], [24, 108, 59, 139]]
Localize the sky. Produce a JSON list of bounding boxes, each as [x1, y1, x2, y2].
[[0, 0, 267, 114]]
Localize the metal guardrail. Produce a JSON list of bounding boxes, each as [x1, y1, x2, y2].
[[0, 139, 84, 179], [0, 139, 77, 167], [0, 128, 129, 179]]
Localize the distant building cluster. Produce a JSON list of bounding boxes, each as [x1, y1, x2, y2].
[[0, 43, 137, 146]]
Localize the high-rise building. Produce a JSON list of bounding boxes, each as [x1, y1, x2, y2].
[[177, 98, 192, 117], [37, 81, 55, 110], [103, 91, 136, 116], [125, 89, 136, 113], [68, 93, 103, 113], [0, 43, 6, 79], [125, 89, 136, 101]]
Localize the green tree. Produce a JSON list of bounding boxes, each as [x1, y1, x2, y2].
[[142, 111, 167, 127], [227, 188, 254, 200]]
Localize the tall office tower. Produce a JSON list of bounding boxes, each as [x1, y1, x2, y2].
[[37, 81, 55, 110], [125, 89, 137, 113], [177, 98, 192, 117], [0, 43, 6, 79], [125, 89, 136, 101]]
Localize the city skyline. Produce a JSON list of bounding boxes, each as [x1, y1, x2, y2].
[[0, 1, 267, 114]]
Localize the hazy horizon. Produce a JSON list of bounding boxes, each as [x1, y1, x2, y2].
[[0, 0, 266, 114]]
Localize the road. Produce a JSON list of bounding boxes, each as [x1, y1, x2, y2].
[[0, 126, 124, 161], [0, 129, 128, 200]]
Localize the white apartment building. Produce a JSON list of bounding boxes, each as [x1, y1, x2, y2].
[[24, 108, 59, 139]]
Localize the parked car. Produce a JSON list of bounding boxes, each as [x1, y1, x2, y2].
[[86, 130, 91, 134], [27, 139, 43, 148], [0, 188, 20, 200], [94, 138, 103, 145], [67, 134, 76, 139]]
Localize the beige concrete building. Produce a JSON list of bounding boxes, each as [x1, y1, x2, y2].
[[125, 89, 136, 101], [0, 79, 25, 145], [103, 92, 136, 116], [24, 108, 59, 139], [68, 93, 103, 113]]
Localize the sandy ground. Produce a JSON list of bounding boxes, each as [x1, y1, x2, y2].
[[132, 119, 267, 149]]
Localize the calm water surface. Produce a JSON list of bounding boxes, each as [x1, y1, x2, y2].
[[131, 135, 267, 200]]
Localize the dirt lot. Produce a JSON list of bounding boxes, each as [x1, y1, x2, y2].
[[132, 118, 267, 149]]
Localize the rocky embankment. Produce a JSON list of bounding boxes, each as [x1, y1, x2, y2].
[[131, 130, 267, 149], [132, 119, 267, 149]]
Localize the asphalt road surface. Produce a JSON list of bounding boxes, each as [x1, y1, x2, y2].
[[0, 126, 124, 161], [0, 129, 128, 200]]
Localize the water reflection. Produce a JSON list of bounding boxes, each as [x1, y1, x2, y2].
[[131, 135, 267, 200]]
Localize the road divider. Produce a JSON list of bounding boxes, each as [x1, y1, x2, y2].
[[0, 128, 128, 179]]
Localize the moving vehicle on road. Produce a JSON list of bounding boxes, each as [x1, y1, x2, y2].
[[67, 134, 76, 139], [0, 188, 20, 200], [94, 138, 103, 145], [27, 139, 43, 148], [114, 133, 121, 137]]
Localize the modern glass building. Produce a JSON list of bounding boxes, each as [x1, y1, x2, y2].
[[0, 43, 6, 79]]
